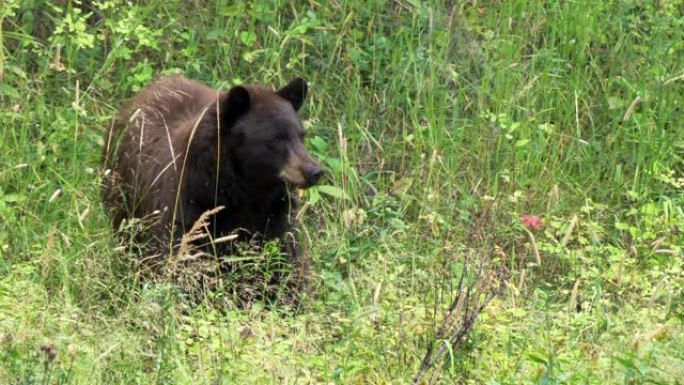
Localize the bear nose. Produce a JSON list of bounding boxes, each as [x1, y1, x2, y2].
[[307, 167, 324, 186]]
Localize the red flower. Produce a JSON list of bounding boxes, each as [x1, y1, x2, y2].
[[521, 215, 544, 231]]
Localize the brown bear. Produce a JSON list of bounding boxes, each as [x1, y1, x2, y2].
[[102, 75, 322, 292]]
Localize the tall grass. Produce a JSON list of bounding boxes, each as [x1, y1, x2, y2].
[[1, 1, 682, 383]]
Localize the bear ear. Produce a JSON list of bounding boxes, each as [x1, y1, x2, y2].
[[277, 77, 307, 111], [219, 85, 250, 131]]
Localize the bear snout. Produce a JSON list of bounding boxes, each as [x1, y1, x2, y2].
[[279, 151, 324, 188], [303, 165, 324, 187]]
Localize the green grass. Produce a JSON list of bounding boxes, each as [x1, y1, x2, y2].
[[1, 0, 683, 383]]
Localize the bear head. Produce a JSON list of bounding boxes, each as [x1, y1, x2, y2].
[[218, 78, 323, 189]]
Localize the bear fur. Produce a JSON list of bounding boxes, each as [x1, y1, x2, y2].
[[102, 75, 322, 292]]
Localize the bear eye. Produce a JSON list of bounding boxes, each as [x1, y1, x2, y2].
[[275, 133, 289, 142]]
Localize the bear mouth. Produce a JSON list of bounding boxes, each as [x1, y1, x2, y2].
[[279, 164, 323, 188], [278, 148, 323, 188], [279, 167, 309, 188]]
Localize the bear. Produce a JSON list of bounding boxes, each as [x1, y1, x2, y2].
[[102, 75, 323, 296]]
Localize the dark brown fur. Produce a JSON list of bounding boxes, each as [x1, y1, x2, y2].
[[102, 75, 322, 288]]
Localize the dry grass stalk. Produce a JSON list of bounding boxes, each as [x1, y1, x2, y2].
[[517, 268, 527, 293], [569, 278, 580, 311], [41, 226, 57, 278], [663, 71, 684, 86], [412, 252, 507, 385], [148, 206, 227, 296], [622, 94, 641, 122], [647, 276, 667, 309], [561, 215, 579, 247], [524, 228, 541, 265], [176, 205, 225, 257]]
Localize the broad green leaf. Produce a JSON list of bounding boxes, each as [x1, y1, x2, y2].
[[3, 193, 26, 203], [308, 187, 321, 205], [615, 356, 640, 372], [527, 353, 547, 365], [239, 30, 257, 47], [310, 136, 327, 153], [318, 185, 350, 200], [0, 83, 20, 99]]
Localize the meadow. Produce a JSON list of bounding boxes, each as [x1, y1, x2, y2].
[[0, 1, 683, 383]]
